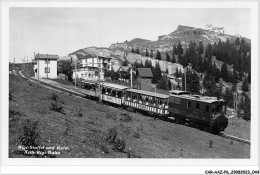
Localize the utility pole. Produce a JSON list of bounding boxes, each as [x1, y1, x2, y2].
[[27, 56, 28, 76], [98, 56, 101, 102], [13, 58, 15, 71], [184, 67, 187, 91], [75, 58, 77, 89], [36, 53, 39, 80], [46, 53, 49, 78], [130, 67, 133, 88]]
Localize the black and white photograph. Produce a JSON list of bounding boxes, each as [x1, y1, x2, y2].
[[1, 1, 259, 174]]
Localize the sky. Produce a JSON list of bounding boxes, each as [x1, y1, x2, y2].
[[9, 7, 251, 63]]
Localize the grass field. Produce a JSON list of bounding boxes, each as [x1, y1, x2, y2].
[[9, 73, 250, 158]]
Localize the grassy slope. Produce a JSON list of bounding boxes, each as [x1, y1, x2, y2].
[[9, 74, 250, 158]]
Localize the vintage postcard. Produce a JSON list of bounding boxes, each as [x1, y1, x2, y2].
[[1, 1, 259, 174]]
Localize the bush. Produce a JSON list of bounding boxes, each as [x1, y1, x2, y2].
[[106, 127, 118, 143], [208, 140, 213, 148], [9, 90, 13, 101], [113, 137, 126, 152], [132, 131, 140, 139], [119, 113, 132, 122], [9, 109, 22, 117], [99, 142, 109, 154], [76, 108, 83, 117], [50, 101, 64, 114], [49, 93, 58, 101], [19, 119, 40, 147]]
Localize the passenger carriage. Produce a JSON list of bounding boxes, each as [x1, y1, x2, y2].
[[124, 89, 169, 116], [80, 80, 99, 98], [100, 82, 129, 106]]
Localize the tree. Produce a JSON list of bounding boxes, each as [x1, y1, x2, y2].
[[111, 71, 120, 81], [120, 71, 130, 80], [150, 49, 154, 58], [220, 63, 229, 82], [184, 71, 200, 94], [177, 42, 183, 54], [155, 50, 162, 60], [203, 73, 222, 98], [242, 78, 249, 92], [242, 95, 251, 121], [122, 59, 128, 66], [135, 47, 140, 55], [157, 75, 168, 90], [173, 44, 178, 55], [139, 61, 144, 68], [171, 54, 176, 63], [168, 79, 172, 90], [60, 60, 73, 81], [152, 62, 162, 84], [166, 51, 171, 62], [144, 59, 152, 68], [132, 47, 135, 53], [104, 70, 112, 79], [198, 41, 204, 54], [205, 43, 213, 59], [145, 48, 149, 57]]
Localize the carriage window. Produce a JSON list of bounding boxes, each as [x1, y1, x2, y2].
[[217, 105, 221, 112], [222, 105, 226, 113], [211, 104, 216, 112], [187, 101, 191, 109], [145, 96, 149, 102], [111, 90, 116, 97], [102, 87, 105, 94], [196, 103, 200, 110], [206, 105, 209, 112], [117, 91, 122, 98], [107, 88, 111, 95]]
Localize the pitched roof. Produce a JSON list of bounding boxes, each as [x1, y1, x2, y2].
[[118, 66, 131, 72], [35, 54, 59, 60], [137, 68, 153, 78]]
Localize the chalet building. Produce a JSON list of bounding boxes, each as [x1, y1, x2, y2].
[[33, 53, 59, 79], [72, 56, 112, 81], [136, 68, 153, 91]]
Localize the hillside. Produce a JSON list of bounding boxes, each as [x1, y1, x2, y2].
[[68, 25, 250, 75], [9, 72, 250, 158]]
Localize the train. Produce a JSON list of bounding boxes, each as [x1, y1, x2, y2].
[[79, 80, 228, 134]]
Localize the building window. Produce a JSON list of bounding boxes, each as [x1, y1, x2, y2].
[[196, 103, 200, 110], [45, 67, 50, 73], [187, 101, 191, 109], [45, 60, 50, 64]]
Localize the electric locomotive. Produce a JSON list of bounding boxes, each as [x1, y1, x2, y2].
[[168, 90, 228, 134]]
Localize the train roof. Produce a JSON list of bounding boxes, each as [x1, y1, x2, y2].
[[170, 93, 220, 103], [81, 80, 99, 84], [101, 82, 130, 90], [169, 90, 190, 95], [126, 88, 169, 99]]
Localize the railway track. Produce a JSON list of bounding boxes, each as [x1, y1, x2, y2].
[[219, 132, 250, 145], [16, 70, 251, 145]]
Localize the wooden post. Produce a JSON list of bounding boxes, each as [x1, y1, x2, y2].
[[37, 53, 39, 80]]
